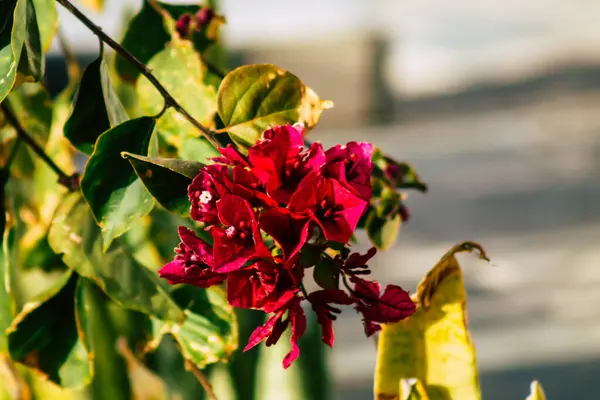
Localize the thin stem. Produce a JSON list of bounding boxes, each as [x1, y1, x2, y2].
[[1, 102, 78, 191], [55, 0, 222, 149], [184, 360, 218, 400]]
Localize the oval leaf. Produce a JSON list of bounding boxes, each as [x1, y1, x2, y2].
[[32, 0, 58, 53], [374, 242, 489, 400], [6, 272, 92, 388], [122, 153, 203, 217], [148, 285, 238, 369], [217, 64, 332, 148], [64, 55, 128, 155], [136, 39, 217, 145], [80, 117, 156, 250], [16, 0, 43, 83], [48, 193, 183, 323]]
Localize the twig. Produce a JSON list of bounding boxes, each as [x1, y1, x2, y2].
[[1, 103, 79, 191], [55, 0, 222, 149], [184, 360, 218, 400]]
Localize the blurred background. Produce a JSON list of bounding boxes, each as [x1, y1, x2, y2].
[[48, 0, 600, 398]]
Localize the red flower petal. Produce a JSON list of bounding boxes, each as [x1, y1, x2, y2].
[[282, 298, 306, 368], [259, 208, 310, 261]]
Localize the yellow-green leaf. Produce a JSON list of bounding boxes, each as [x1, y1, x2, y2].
[[136, 39, 217, 146], [216, 64, 332, 149], [374, 242, 489, 400], [526, 381, 547, 400]]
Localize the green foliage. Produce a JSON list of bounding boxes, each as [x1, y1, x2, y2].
[[64, 52, 128, 155], [217, 64, 332, 149], [80, 117, 156, 250], [123, 153, 203, 217], [0, 1, 432, 399]]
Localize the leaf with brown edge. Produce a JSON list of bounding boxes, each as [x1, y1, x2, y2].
[[216, 64, 333, 149], [374, 241, 489, 400]]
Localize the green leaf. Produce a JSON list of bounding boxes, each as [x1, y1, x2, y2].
[[48, 193, 184, 323], [80, 117, 156, 250], [75, 278, 133, 400], [122, 153, 203, 217], [137, 39, 217, 145], [0, 0, 28, 102], [32, 0, 58, 53], [115, 0, 199, 82], [365, 209, 401, 251], [6, 272, 92, 388], [16, 0, 43, 83], [384, 157, 428, 192], [313, 258, 339, 290], [216, 64, 332, 149], [179, 136, 220, 164], [149, 285, 238, 369], [64, 54, 128, 155]]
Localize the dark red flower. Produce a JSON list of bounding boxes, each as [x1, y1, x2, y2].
[[325, 141, 373, 201], [307, 289, 353, 347], [289, 172, 367, 244], [188, 164, 230, 225], [339, 247, 377, 276], [175, 14, 192, 38], [211, 194, 270, 272], [248, 124, 325, 204], [259, 208, 311, 261], [195, 7, 215, 28], [226, 258, 300, 312], [158, 227, 225, 288], [211, 144, 249, 167], [350, 276, 416, 336], [243, 296, 306, 368]]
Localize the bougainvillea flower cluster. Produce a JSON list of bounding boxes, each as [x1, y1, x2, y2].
[[159, 123, 416, 368]]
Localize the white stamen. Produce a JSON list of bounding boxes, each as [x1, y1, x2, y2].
[[199, 190, 212, 204], [225, 226, 236, 237]]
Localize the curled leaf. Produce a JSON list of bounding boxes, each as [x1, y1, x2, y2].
[[374, 241, 489, 400]]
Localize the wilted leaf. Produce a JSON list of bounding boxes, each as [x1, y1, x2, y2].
[[216, 64, 332, 149], [148, 285, 238, 369], [137, 39, 217, 145], [122, 153, 203, 217], [80, 117, 156, 250], [6, 272, 92, 388], [48, 193, 183, 322], [374, 242, 489, 400], [365, 209, 401, 251], [64, 54, 128, 155], [526, 381, 547, 400], [115, 0, 200, 82]]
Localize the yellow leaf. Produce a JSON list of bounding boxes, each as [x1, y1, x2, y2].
[[526, 381, 547, 400], [374, 241, 489, 400], [78, 0, 104, 12]]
